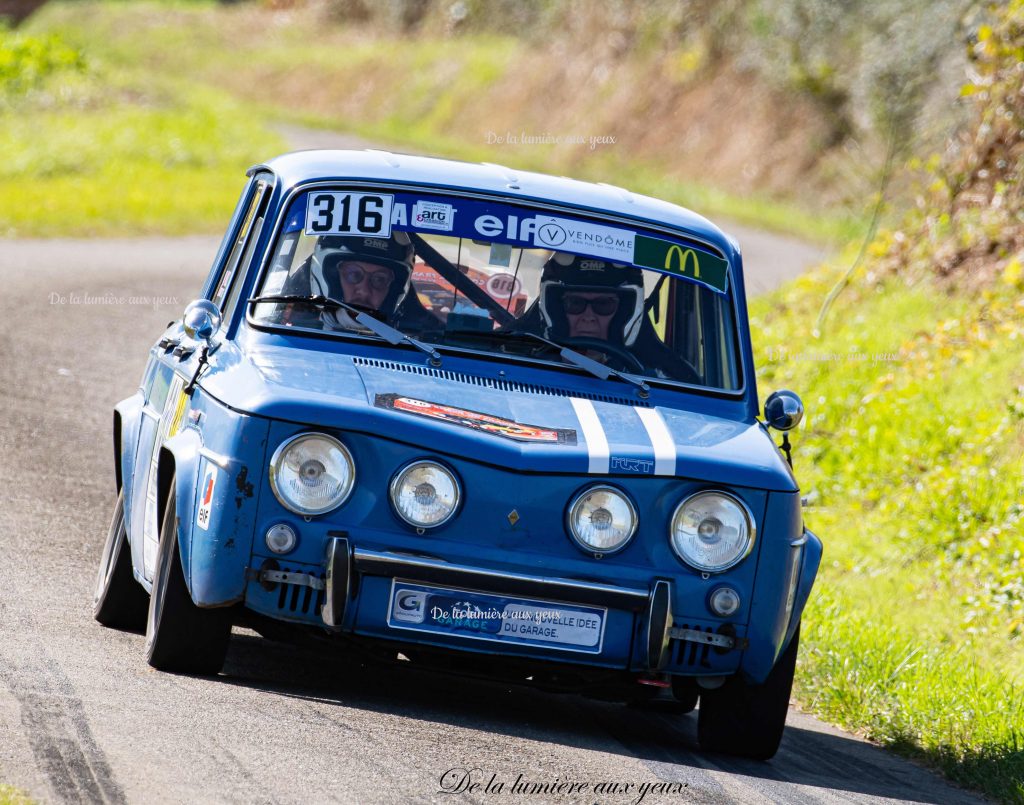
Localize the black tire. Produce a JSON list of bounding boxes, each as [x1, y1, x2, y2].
[[145, 479, 231, 674], [697, 625, 800, 760], [93, 490, 149, 631], [671, 677, 699, 714]]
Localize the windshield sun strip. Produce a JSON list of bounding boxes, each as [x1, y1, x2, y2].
[[243, 180, 747, 398]]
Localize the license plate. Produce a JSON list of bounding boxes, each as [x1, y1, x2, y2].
[[387, 580, 606, 654]]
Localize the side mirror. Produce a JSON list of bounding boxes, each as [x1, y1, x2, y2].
[[764, 390, 804, 431], [182, 299, 222, 344]]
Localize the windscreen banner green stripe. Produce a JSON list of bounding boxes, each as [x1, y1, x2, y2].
[[633, 235, 729, 293]]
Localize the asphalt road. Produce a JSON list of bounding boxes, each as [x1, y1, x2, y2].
[[0, 232, 990, 805]]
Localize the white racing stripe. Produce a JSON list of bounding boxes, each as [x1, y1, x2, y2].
[[570, 398, 610, 474], [636, 406, 676, 476]]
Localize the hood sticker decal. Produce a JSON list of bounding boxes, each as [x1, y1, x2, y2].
[[375, 393, 577, 444]]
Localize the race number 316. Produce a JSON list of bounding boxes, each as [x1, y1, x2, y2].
[[304, 192, 394, 237]]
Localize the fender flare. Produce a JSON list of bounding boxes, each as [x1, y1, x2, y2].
[[156, 428, 203, 600], [113, 392, 145, 497], [783, 527, 823, 651]]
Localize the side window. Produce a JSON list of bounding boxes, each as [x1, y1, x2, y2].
[[222, 211, 265, 320], [203, 177, 256, 300], [211, 176, 272, 310]]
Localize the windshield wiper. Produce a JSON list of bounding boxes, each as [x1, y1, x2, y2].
[[249, 294, 442, 366], [446, 329, 650, 398]]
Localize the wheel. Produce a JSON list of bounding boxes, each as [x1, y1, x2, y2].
[[559, 336, 646, 373], [697, 625, 800, 760], [145, 478, 231, 674], [671, 677, 699, 713], [94, 490, 149, 631]]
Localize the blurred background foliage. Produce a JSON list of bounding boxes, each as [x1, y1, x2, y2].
[[0, 0, 983, 239], [1, 0, 1022, 801], [0, 22, 83, 100]]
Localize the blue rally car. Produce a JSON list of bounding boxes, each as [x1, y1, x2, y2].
[[93, 150, 821, 759]]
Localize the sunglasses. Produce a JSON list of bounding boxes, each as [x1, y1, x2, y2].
[[563, 294, 619, 316], [339, 265, 394, 291]]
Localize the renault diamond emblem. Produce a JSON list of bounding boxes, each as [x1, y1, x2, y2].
[[507, 509, 520, 526]]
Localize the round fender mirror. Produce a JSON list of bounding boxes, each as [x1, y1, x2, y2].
[[764, 390, 804, 431], [183, 299, 222, 344]]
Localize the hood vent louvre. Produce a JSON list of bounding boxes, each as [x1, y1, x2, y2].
[[353, 357, 650, 408]]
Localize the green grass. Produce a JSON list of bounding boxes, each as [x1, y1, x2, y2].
[[0, 81, 283, 236], [751, 263, 1024, 802], [0, 11, 283, 236], [0, 785, 32, 805]]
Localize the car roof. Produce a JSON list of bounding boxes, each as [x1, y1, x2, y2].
[[255, 150, 736, 259]]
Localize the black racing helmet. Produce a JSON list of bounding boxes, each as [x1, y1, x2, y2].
[[309, 232, 415, 315], [538, 252, 645, 345]]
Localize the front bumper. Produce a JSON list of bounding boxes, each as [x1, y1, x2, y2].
[[244, 537, 747, 676]]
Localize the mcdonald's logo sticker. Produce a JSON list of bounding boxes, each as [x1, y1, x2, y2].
[[663, 245, 701, 279]]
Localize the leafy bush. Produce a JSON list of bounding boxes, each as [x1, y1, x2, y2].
[[0, 24, 84, 100]]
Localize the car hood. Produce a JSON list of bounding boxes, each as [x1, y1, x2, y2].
[[200, 341, 796, 491]]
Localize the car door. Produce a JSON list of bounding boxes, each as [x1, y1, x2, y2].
[[128, 176, 272, 583]]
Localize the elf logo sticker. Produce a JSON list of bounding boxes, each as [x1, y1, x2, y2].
[[197, 467, 217, 531]]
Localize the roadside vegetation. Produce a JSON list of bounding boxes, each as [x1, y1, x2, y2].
[[0, 15, 282, 235], [4, 0, 1022, 800], [14, 0, 957, 242], [7, 0, 975, 241], [752, 6, 1024, 800]]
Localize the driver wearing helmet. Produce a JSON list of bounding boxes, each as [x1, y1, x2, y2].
[[278, 232, 437, 330], [536, 252, 699, 383], [539, 252, 644, 346]]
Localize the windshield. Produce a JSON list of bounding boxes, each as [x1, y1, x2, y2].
[[251, 188, 742, 391]]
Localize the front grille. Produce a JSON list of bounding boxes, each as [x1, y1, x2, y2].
[[670, 624, 715, 668], [353, 356, 649, 408], [273, 567, 325, 616]]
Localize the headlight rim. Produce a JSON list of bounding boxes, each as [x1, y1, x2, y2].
[[565, 483, 639, 556], [388, 458, 463, 530], [669, 489, 756, 573], [269, 432, 356, 517]]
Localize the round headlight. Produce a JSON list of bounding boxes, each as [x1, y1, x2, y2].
[[670, 491, 754, 572], [270, 433, 355, 516], [567, 485, 638, 554], [390, 461, 461, 528]]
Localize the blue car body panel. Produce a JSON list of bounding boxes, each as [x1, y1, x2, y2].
[[114, 149, 821, 687]]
